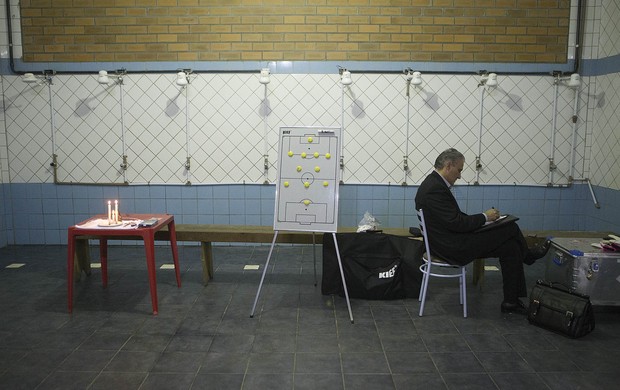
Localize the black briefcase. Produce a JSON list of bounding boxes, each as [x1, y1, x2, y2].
[[527, 279, 595, 338]]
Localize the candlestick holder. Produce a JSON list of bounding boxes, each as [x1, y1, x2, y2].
[[100, 200, 123, 227]]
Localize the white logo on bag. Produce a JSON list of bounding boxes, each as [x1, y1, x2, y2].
[[379, 264, 398, 279]]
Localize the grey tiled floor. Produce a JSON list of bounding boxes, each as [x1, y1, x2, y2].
[[1, 244, 619, 390]]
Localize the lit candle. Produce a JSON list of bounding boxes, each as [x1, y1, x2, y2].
[[114, 200, 118, 223], [107, 200, 112, 224]]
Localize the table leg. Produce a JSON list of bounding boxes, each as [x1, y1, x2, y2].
[[73, 247, 82, 283], [67, 233, 75, 313], [200, 241, 213, 285], [100, 238, 108, 288], [143, 234, 159, 315], [167, 221, 182, 288]]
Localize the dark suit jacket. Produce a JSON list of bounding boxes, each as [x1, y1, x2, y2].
[[415, 170, 505, 264]]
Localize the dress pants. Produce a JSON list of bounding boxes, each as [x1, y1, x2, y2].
[[438, 222, 528, 303]]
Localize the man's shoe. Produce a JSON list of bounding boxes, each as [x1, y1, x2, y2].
[[500, 300, 528, 315], [524, 239, 551, 265]]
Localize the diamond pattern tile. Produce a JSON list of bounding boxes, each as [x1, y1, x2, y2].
[[405, 74, 481, 183], [590, 73, 620, 190], [477, 75, 587, 185], [3, 77, 55, 183], [265, 74, 341, 183], [125, 74, 189, 184], [0, 73, 592, 186], [342, 74, 406, 184], [192, 73, 277, 184], [54, 75, 127, 183], [599, 1, 620, 58]]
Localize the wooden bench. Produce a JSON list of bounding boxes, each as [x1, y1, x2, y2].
[[152, 225, 411, 285], [75, 224, 612, 287]]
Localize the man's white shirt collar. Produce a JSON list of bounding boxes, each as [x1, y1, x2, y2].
[[436, 170, 451, 188]]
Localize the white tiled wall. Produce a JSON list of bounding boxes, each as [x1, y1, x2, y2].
[[2, 72, 587, 187], [581, 0, 601, 61], [587, 0, 620, 191], [590, 72, 620, 190], [598, 0, 620, 58], [0, 1, 8, 184], [0, 0, 592, 188], [589, 76, 620, 191], [0, 76, 7, 184]]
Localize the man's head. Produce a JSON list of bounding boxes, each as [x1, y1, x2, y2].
[[434, 148, 465, 186]]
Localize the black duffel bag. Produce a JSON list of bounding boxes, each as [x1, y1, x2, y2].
[[527, 279, 595, 338], [321, 232, 423, 300]]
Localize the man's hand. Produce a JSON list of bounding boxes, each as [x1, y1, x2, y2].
[[484, 208, 500, 221]]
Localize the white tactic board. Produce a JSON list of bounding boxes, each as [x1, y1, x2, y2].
[[274, 126, 341, 232]]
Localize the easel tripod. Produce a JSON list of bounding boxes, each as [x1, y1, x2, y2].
[[250, 230, 354, 323]]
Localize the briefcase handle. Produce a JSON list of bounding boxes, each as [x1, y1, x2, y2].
[[535, 279, 590, 300]]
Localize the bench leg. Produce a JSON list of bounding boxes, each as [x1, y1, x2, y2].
[[200, 242, 214, 285], [74, 239, 92, 282], [472, 258, 485, 287]]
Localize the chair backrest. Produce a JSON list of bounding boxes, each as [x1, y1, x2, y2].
[[417, 209, 432, 261]]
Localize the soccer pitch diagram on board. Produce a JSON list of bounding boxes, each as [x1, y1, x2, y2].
[[274, 126, 341, 233]]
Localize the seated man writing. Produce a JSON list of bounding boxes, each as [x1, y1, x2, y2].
[[414, 148, 548, 314]]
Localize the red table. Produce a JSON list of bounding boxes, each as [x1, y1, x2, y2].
[[67, 213, 181, 315]]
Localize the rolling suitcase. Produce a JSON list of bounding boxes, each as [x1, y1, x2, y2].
[[544, 237, 620, 306]]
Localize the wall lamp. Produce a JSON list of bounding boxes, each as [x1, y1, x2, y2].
[[176, 69, 192, 86], [478, 71, 498, 88], [339, 68, 353, 85], [554, 72, 581, 88], [22, 70, 55, 85], [98, 69, 127, 85], [259, 68, 271, 84]]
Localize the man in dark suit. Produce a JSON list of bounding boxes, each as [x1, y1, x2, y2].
[[415, 148, 547, 314]]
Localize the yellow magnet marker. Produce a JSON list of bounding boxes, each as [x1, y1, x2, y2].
[[301, 152, 307, 158], [303, 199, 310, 206], [287, 151, 293, 157], [314, 166, 320, 172], [325, 153, 331, 159], [284, 181, 289, 187], [296, 166, 302, 172], [304, 182, 310, 188], [313, 152, 319, 158], [307, 137, 313, 143], [323, 181, 329, 187]]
